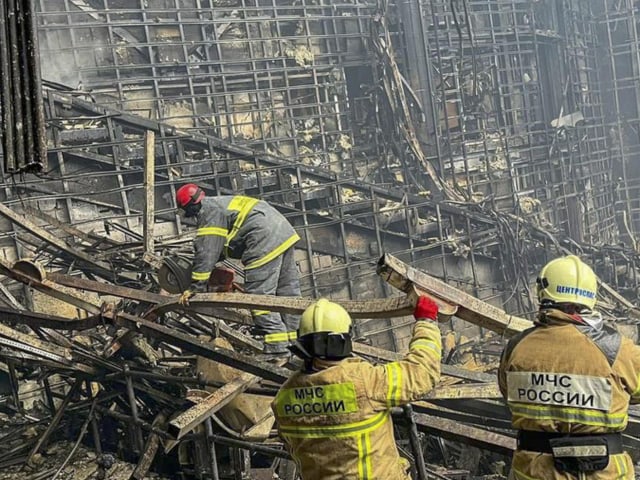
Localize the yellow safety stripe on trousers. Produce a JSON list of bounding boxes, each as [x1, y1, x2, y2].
[[357, 432, 373, 480], [244, 233, 300, 270], [265, 332, 290, 344], [224, 196, 259, 249], [509, 402, 627, 428], [613, 453, 628, 479], [385, 362, 403, 407], [409, 338, 442, 356], [279, 410, 388, 438], [510, 466, 538, 480], [196, 226, 228, 237], [281, 413, 386, 480], [192, 271, 211, 281], [251, 310, 271, 316], [288, 331, 297, 340]]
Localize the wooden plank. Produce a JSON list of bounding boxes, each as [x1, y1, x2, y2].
[[48, 270, 418, 320], [422, 383, 501, 400], [168, 372, 259, 440], [143, 130, 156, 254], [377, 253, 532, 336], [154, 292, 416, 320]]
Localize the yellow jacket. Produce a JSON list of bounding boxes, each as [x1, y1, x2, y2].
[[498, 309, 640, 480], [271, 321, 442, 480]]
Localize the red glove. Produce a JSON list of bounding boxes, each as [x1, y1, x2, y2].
[[413, 296, 438, 321], [208, 267, 235, 292]]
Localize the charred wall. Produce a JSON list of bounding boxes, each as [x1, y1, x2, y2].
[[0, 0, 637, 351]]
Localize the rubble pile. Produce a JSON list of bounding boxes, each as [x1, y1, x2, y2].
[[0, 209, 636, 478], [0, 210, 532, 479]]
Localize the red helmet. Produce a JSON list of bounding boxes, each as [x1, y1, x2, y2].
[[176, 183, 205, 208]]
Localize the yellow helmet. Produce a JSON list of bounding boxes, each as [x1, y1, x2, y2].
[[536, 255, 597, 310], [297, 299, 352, 358]]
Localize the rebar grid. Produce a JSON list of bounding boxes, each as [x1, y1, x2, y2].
[[36, 0, 374, 175], [395, 0, 619, 248], [0, 0, 635, 347]]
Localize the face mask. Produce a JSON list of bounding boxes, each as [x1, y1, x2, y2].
[[183, 203, 202, 218]]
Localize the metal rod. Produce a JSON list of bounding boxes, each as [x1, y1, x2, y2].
[[6, 360, 21, 413], [0, 0, 14, 171], [42, 377, 56, 415], [124, 363, 145, 454], [204, 418, 220, 480], [26, 379, 81, 467], [403, 404, 428, 480], [85, 381, 103, 455], [6, 0, 24, 170]]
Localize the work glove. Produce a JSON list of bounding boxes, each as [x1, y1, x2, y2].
[[413, 295, 438, 321], [178, 290, 194, 306], [208, 267, 235, 292]]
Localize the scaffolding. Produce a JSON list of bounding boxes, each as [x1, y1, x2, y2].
[[37, 0, 376, 174], [0, 0, 634, 348]]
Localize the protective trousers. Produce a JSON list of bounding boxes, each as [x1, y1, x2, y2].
[[244, 247, 300, 353]]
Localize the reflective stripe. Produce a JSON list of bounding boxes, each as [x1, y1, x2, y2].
[[509, 403, 627, 428], [357, 433, 373, 480], [225, 196, 259, 251], [511, 467, 537, 480], [386, 362, 402, 407], [251, 310, 271, 316], [410, 339, 441, 355], [245, 233, 300, 270], [279, 410, 388, 438], [196, 226, 228, 237], [192, 271, 211, 281], [275, 382, 358, 417], [552, 445, 607, 457], [613, 453, 628, 479], [288, 331, 298, 340], [265, 332, 289, 343]]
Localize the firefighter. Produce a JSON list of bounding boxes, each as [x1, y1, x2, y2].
[[498, 255, 640, 480], [271, 296, 442, 479], [175, 184, 301, 355]]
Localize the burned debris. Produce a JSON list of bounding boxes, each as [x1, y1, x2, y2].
[[0, 0, 638, 478]]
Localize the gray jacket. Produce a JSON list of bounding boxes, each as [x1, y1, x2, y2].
[[190, 196, 299, 288]]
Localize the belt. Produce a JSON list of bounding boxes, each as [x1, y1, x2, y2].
[[518, 431, 624, 454]]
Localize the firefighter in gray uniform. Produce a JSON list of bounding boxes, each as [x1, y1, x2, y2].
[[175, 184, 301, 355]]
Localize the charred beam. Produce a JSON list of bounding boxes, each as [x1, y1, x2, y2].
[[168, 372, 259, 440], [377, 254, 532, 336]]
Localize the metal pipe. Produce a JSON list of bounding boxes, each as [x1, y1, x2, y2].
[[16, 0, 33, 167], [403, 404, 428, 480], [26, 0, 47, 171], [6, 361, 21, 413], [210, 434, 290, 460], [124, 363, 145, 453], [85, 381, 103, 455], [204, 418, 220, 480], [0, 0, 14, 171], [6, 0, 25, 170], [42, 377, 56, 415]]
